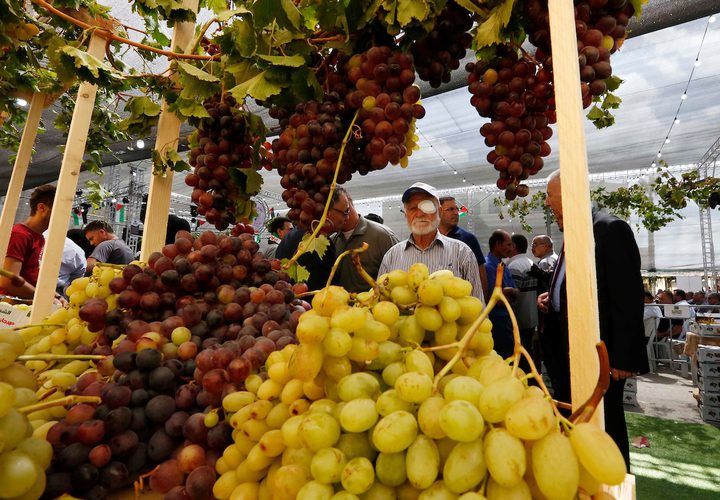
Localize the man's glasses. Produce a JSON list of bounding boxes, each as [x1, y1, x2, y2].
[[330, 207, 350, 217]]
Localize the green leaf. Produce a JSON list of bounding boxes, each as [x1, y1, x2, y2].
[[605, 75, 623, 92], [454, 0, 488, 16], [56, 45, 122, 87], [396, 0, 429, 26], [228, 70, 283, 101], [280, 0, 302, 30], [204, 0, 228, 14], [168, 97, 211, 119], [228, 167, 264, 196], [254, 0, 301, 32], [282, 260, 310, 283], [84, 180, 112, 209], [601, 93, 622, 110], [586, 105, 604, 120], [151, 148, 189, 176], [257, 54, 306, 67], [300, 233, 330, 258], [176, 61, 220, 100], [222, 16, 257, 58], [177, 61, 219, 82], [217, 7, 248, 22], [474, 0, 515, 49], [119, 96, 162, 136]]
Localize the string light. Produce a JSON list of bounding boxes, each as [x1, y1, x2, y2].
[[649, 14, 713, 166], [415, 128, 475, 186]]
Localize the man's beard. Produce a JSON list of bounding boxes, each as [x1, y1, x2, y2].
[[410, 217, 439, 236]]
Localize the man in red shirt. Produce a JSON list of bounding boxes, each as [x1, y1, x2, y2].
[[0, 185, 55, 298]]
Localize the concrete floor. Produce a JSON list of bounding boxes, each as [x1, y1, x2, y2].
[[626, 367, 704, 424]]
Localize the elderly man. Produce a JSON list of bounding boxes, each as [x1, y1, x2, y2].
[[327, 187, 398, 293], [84, 221, 134, 273], [532, 235, 558, 272], [507, 233, 538, 368], [537, 169, 648, 469], [378, 183, 484, 302], [439, 196, 488, 298]]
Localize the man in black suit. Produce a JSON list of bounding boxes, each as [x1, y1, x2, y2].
[[538, 170, 649, 469]]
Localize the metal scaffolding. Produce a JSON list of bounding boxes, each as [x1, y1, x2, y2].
[[697, 136, 720, 291]]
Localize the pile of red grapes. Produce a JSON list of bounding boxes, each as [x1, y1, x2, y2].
[[185, 94, 269, 230], [412, 0, 473, 88], [271, 46, 425, 230], [467, 46, 553, 199]]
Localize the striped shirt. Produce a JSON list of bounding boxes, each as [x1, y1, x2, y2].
[[378, 232, 485, 302]]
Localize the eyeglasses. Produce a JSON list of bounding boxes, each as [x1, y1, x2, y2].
[[330, 207, 350, 217]]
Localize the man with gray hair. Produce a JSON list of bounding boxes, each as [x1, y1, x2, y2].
[[532, 234, 557, 272], [378, 183, 484, 302]]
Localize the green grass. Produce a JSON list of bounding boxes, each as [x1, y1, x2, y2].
[[626, 412, 720, 500]]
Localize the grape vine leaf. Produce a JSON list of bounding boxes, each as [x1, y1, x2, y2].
[[84, 180, 112, 209], [228, 71, 283, 101], [234, 198, 258, 222], [253, 0, 301, 32], [119, 96, 162, 137], [56, 45, 122, 87], [151, 149, 190, 176], [453, 0, 489, 16], [177, 61, 220, 100], [257, 54, 306, 67], [396, 0, 429, 27], [474, 0, 515, 49], [282, 260, 310, 283], [300, 233, 330, 258], [228, 167, 264, 196], [605, 75, 623, 92], [204, 0, 228, 14], [217, 16, 257, 58], [168, 96, 211, 119]]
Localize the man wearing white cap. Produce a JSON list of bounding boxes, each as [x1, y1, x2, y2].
[[378, 183, 485, 302]]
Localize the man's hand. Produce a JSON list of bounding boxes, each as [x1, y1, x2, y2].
[[537, 292, 549, 314], [610, 368, 636, 381]]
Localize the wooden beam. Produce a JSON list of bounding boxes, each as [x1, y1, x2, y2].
[[0, 93, 46, 262], [547, 0, 603, 422], [29, 34, 106, 323], [140, 0, 200, 262]]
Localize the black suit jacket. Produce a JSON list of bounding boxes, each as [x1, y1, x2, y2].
[[543, 211, 649, 386]]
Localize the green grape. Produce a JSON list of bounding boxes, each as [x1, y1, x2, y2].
[[418, 396, 447, 439], [309, 398, 339, 416], [434, 322, 458, 345], [455, 296, 483, 324], [443, 376, 483, 405], [568, 422, 626, 486], [339, 399, 379, 433], [375, 452, 407, 487], [0, 331, 25, 356], [391, 286, 417, 306], [407, 263, 430, 290], [477, 358, 512, 386], [485, 476, 532, 500], [332, 492, 360, 500], [438, 296, 462, 323], [382, 362, 406, 387], [311, 447, 347, 484], [360, 481, 397, 499], [438, 400, 484, 442], [404, 350, 434, 378], [273, 464, 310, 498], [0, 382, 15, 418], [443, 439, 486, 493], [578, 461, 602, 496], [442, 276, 472, 298], [532, 430, 579, 500], [376, 389, 415, 417], [0, 409, 30, 452], [297, 480, 334, 499], [324, 328, 353, 357], [337, 373, 381, 402], [394, 372, 433, 404], [398, 316, 425, 345], [372, 411, 418, 453], [300, 412, 341, 451], [312, 286, 350, 317], [212, 470, 239, 499], [16, 437, 53, 470], [289, 343, 324, 381], [414, 306, 443, 332], [504, 396, 555, 441], [406, 434, 440, 489], [417, 279, 444, 306], [348, 337, 380, 363], [356, 319, 392, 343], [0, 450, 38, 497], [324, 356, 353, 381], [8, 461, 45, 500], [281, 415, 305, 448], [12, 388, 36, 408], [331, 306, 368, 333], [386, 269, 409, 287], [477, 376, 525, 423], [0, 344, 16, 370], [458, 494, 487, 500], [368, 341, 404, 370], [372, 301, 400, 326], [417, 480, 458, 499], [341, 457, 375, 495], [484, 428, 526, 488], [336, 433, 377, 461]]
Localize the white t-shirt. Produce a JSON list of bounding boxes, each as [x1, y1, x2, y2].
[[643, 304, 662, 338]]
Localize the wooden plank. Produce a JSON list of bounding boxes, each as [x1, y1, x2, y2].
[[29, 34, 106, 323], [604, 473, 636, 499], [547, 0, 603, 422], [0, 93, 46, 263], [139, 0, 200, 262]]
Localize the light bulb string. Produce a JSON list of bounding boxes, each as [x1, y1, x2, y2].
[[415, 127, 474, 186]]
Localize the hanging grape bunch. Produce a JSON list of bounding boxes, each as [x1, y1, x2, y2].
[[185, 94, 267, 231], [412, 0, 474, 88], [272, 47, 423, 230], [525, 0, 635, 120], [467, 46, 553, 200]]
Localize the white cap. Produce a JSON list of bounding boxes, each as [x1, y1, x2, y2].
[[402, 182, 440, 203]]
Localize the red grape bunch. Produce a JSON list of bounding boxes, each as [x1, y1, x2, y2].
[[467, 46, 553, 199], [525, 0, 635, 116], [185, 94, 268, 231], [412, 0, 474, 88]]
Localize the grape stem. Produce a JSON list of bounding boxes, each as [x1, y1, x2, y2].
[[18, 395, 101, 414], [284, 109, 360, 269], [570, 341, 611, 424], [135, 465, 161, 496], [12, 323, 64, 331], [350, 245, 385, 297], [17, 354, 106, 361]]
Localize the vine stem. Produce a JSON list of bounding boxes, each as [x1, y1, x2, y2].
[[13, 324, 64, 331], [517, 344, 573, 428], [325, 248, 355, 290], [17, 354, 106, 361], [284, 109, 360, 269], [18, 395, 101, 414], [31, 0, 217, 61]]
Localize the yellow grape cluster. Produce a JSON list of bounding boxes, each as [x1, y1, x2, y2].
[[0, 330, 53, 500], [2, 21, 40, 44], [400, 119, 420, 168]]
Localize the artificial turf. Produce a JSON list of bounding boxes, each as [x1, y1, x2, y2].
[[626, 412, 720, 500]]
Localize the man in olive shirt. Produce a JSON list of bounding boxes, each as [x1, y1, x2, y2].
[[327, 188, 398, 293], [84, 221, 134, 273]]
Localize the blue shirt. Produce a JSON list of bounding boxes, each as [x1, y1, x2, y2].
[[485, 252, 516, 318], [446, 226, 486, 266]]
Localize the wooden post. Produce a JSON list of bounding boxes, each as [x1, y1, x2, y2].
[[547, 0, 603, 422], [29, 34, 106, 323], [0, 93, 46, 262], [139, 0, 200, 262]]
